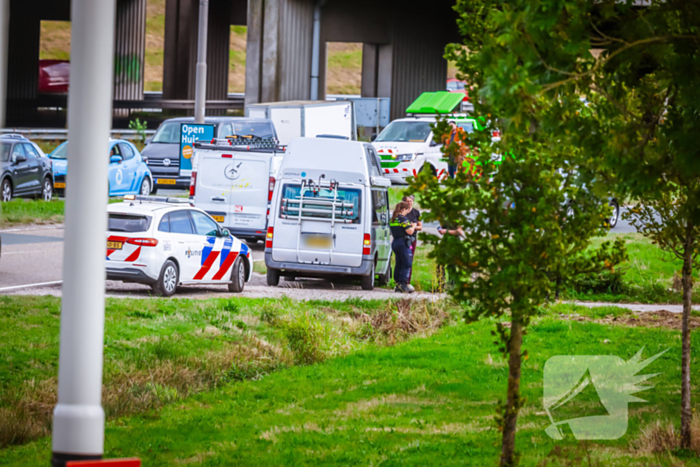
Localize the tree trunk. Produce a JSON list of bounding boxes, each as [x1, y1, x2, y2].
[[500, 314, 523, 467], [680, 234, 694, 449]]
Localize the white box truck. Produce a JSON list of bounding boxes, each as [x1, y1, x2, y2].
[[246, 101, 356, 145]]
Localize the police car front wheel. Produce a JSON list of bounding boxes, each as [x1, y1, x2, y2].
[[153, 260, 179, 297], [228, 256, 245, 293]]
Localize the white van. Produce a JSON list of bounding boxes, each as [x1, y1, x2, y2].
[[190, 139, 283, 242], [265, 137, 391, 290], [373, 115, 482, 184]]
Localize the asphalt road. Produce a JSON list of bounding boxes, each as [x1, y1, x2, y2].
[[0, 207, 638, 295]]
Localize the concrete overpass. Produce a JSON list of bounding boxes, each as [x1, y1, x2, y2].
[[3, 0, 459, 127]]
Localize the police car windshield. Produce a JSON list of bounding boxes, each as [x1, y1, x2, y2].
[[108, 214, 152, 232], [375, 121, 431, 143], [0, 142, 10, 162], [50, 143, 68, 159]]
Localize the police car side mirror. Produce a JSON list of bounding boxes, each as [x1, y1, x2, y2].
[[110, 155, 123, 164], [220, 229, 230, 237]]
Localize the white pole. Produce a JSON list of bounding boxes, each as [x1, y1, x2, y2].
[[51, 0, 116, 465], [309, 0, 324, 101], [0, 0, 9, 128], [194, 0, 209, 123]]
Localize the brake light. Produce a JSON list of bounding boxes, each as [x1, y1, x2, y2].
[[363, 233, 371, 255], [189, 172, 197, 197], [126, 238, 158, 247], [266, 227, 274, 249], [268, 176, 275, 202], [222, 154, 233, 158], [492, 130, 501, 138]]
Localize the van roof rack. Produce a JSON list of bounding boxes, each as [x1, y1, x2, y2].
[[194, 136, 281, 151], [123, 195, 193, 205]]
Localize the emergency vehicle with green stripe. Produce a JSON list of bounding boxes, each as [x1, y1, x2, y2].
[[373, 92, 499, 184], [105, 195, 252, 296]]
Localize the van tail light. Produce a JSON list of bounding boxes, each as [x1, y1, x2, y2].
[[126, 238, 159, 247], [268, 176, 276, 202], [362, 233, 371, 255], [266, 227, 274, 249], [189, 172, 197, 197]]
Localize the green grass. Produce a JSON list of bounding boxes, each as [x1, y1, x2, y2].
[[2, 301, 697, 465], [0, 199, 64, 224], [0, 295, 454, 450]]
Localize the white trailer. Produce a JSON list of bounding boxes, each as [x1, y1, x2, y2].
[[246, 101, 356, 145]]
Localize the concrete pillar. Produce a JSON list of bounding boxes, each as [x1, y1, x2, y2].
[[0, 0, 9, 127], [114, 0, 147, 101], [244, 0, 314, 106], [163, 0, 230, 105], [51, 0, 115, 464], [6, 1, 40, 123], [361, 43, 392, 99]]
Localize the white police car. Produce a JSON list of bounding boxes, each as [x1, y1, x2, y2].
[[106, 195, 252, 296]]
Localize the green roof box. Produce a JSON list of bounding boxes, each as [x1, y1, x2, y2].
[[406, 91, 464, 114]]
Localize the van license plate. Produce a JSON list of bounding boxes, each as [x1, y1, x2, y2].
[[303, 234, 332, 249], [212, 215, 224, 223], [107, 241, 123, 250], [156, 179, 176, 185], [54, 182, 66, 189]]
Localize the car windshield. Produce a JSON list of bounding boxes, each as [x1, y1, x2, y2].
[[152, 122, 181, 144], [280, 184, 361, 224], [447, 80, 466, 91], [50, 143, 68, 159], [374, 121, 432, 143], [231, 121, 275, 139], [0, 142, 10, 162], [108, 214, 152, 232]]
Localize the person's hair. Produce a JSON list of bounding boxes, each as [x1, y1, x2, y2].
[[392, 201, 411, 221], [402, 195, 414, 202]]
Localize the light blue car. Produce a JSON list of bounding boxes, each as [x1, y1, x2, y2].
[[49, 139, 153, 197]]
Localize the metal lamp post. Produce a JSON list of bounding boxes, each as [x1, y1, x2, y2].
[[51, 0, 116, 465], [194, 0, 209, 123]]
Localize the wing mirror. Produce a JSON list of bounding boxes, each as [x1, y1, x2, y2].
[[145, 136, 153, 145], [110, 155, 123, 164], [380, 212, 388, 224], [429, 139, 442, 147], [12, 154, 26, 164], [220, 229, 230, 237]]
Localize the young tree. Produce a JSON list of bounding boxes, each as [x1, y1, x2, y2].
[[443, 0, 700, 449], [410, 3, 627, 464]]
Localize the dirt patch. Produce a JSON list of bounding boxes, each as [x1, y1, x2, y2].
[[559, 310, 700, 331]]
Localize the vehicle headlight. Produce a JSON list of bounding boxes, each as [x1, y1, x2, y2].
[[396, 152, 422, 162]]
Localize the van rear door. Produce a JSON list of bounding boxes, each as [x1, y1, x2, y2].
[[226, 151, 271, 234], [194, 150, 233, 224], [271, 182, 363, 267]]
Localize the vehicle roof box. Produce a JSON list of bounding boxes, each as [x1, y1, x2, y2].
[[406, 91, 464, 114], [279, 137, 371, 185]]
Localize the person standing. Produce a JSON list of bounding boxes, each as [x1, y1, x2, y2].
[[390, 201, 416, 294], [403, 195, 422, 289]]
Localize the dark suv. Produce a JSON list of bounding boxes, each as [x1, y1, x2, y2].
[[0, 135, 54, 202], [142, 117, 277, 193]]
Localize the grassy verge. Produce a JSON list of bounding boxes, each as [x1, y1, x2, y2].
[[402, 233, 700, 304], [0, 199, 64, 225], [0, 295, 455, 450], [2, 302, 698, 465]]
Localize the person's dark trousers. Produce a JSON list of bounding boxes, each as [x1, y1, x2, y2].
[[448, 164, 456, 179], [407, 239, 417, 283], [392, 238, 413, 286]]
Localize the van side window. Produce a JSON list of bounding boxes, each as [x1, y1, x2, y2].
[[371, 189, 388, 225], [365, 148, 381, 177]]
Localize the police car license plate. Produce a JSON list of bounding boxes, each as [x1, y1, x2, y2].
[[212, 215, 224, 223], [156, 179, 176, 185], [303, 234, 332, 249], [54, 182, 66, 189], [107, 241, 123, 250]]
